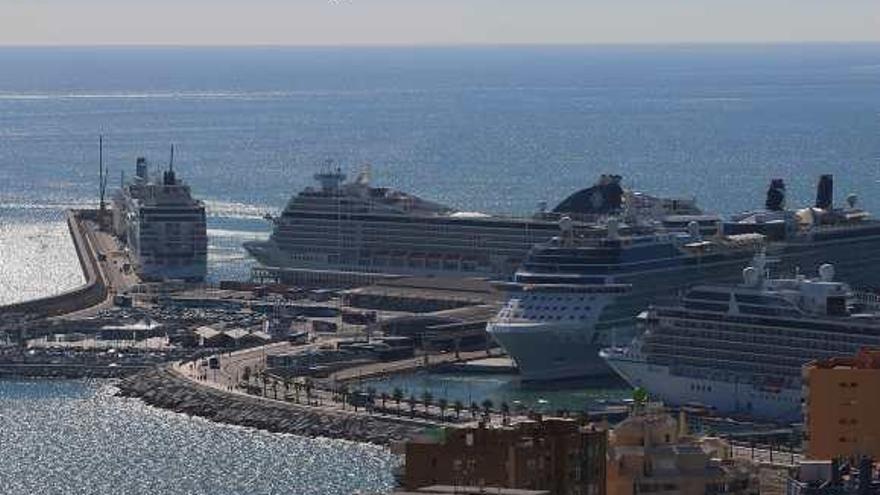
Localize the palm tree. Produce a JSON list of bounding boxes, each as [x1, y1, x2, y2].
[[283, 377, 292, 401], [408, 394, 417, 418], [437, 398, 449, 421], [366, 387, 377, 414], [481, 399, 494, 418], [339, 384, 349, 409], [500, 401, 510, 424], [470, 401, 479, 420], [304, 379, 313, 406], [392, 388, 404, 416], [421, 391, 434, 415], [453, 400, 464, 420], [352, 389, 362, 412]]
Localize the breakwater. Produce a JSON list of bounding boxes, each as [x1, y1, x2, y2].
[[0, 363, 146, 379], [116, 366, 429, 445], [0, 210, 107, 320]]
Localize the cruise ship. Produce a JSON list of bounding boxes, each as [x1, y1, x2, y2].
[[487, 220, 765, 381], [488, 174, 880, 381], [601, 255, 880, 423], [244, 167, 710, 279], [112, 153, 207, 282]]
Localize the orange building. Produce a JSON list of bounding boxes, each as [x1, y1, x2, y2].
[[803, 349, 880, 460], [403, 417, 607, 495]]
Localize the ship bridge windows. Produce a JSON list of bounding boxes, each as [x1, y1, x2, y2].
[[735, 293, 789, 306], [683, 301, 729, 312], [686, 290, 731, 302]]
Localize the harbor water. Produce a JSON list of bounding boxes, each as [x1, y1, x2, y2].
[[362, 371, 631, 414], [0, 380, 396, 495]]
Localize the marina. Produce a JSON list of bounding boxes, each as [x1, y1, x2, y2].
[[2, 42, 880, 495]]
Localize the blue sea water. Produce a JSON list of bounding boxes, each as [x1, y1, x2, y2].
[[1, 44, 880, 303], [0, 380, 396, 495]]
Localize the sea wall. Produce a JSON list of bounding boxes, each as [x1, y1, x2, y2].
[[0, 364, 146, 379], [116, 367, 428, 445], [0, 210, 107, 319]]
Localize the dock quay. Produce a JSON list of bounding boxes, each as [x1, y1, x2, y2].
[[325, 349, 505, 383]]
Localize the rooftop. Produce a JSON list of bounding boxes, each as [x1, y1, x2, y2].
[[809, 348, 880, 370]]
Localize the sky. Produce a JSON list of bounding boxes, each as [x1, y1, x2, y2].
[[1, 0, 879, 46]]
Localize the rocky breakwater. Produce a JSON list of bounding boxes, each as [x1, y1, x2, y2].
[[116, 367, 428, 445]]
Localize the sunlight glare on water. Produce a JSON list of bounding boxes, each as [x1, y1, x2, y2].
[[0, 380, 397, 495]]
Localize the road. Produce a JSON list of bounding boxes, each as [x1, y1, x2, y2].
[[175, 341, 516, 427], [58, 219, 140, 320]]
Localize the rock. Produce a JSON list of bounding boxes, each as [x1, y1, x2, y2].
[[116, 366, 426, 445]]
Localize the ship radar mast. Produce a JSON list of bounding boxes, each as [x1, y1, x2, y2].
[[97, 134, 109, 229]]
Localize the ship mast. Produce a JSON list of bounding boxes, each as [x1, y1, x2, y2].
[[98, 134, 109, 229]]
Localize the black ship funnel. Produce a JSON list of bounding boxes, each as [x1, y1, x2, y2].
[[552, 174, 624, 215], [815, 174, 833, 210], [135, 157, 148, 180], [163, 144, 177, 186], [765, 178, 786, 211]]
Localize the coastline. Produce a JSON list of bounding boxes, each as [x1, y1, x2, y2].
[[116, 366, 430, 445]]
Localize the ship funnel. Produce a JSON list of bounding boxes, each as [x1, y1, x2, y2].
[[606, 217, 620, 240], [819, 263, 835, 282], [765, 178, 786, 211], [135, 157, 148, 180], [815, 174, 833, 210], [163, 144, 177, 186], [847, 193, 858, 209], [743, 266, 759, 286]]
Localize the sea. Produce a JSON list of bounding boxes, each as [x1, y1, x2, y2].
[[1, 44, 879, 493], [0, 380, 396, 495]]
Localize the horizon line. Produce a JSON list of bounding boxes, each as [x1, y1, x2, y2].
[[0, 40, 879, 49]]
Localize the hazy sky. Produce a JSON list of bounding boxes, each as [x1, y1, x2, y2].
[[1, 0, 879, 45]]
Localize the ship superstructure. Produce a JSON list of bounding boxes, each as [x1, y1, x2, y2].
[[602, 256, 880, 423], [244, 168, 708, 279], [489, 174, 880, 382], [112, 154, 207, 282], [487, 220, 765, 381]]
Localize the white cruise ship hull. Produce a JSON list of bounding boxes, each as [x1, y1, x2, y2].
[[487, 291, 628, 381], [603, 352, 803, 423], [488, 322, 616, 380], [244, 239, 500, 278]]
